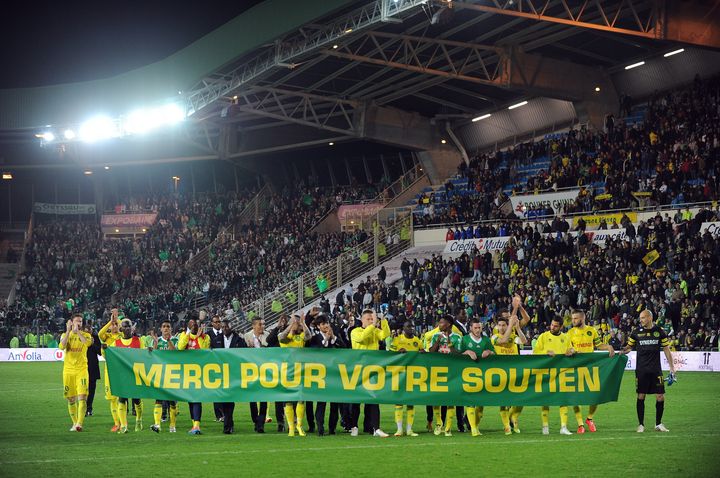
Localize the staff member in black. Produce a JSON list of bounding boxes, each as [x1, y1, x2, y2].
[[219, 319, 246, 434], [84, 319, 102, 416], [208, 315, 225, 422], [309, 315, 344, 435]]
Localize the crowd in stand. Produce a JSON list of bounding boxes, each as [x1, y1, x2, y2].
[[417, 76, 719, 226], [2, 79, 720, 352], [319, 205, 720, 352]]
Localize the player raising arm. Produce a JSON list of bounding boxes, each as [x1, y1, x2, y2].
[[98, 309, 122, 432], [491, 307, 528, 435], [59, 314, 93, 432], [621, 310, 676, 433]]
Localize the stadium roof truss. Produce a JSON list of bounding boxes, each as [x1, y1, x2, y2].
[[182, 0, 683, 153], [3, 0, 717, 166]]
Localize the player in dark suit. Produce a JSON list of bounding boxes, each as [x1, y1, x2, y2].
[[219, 319, 246, 434]]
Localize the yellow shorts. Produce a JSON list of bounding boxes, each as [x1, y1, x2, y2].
[[63, 370, 89, 398], [104, 369, 116, 400]]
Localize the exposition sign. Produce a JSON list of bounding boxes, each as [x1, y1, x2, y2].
[[33, 203, 96, 215], [510, 190, 580, 219], [700, 222, 720, 238], [106, 347, 627, 406], [101, 213, 158, 228]]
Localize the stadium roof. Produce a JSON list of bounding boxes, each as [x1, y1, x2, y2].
[[1, 0, 719, 168]]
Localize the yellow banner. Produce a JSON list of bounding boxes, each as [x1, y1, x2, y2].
[[574, 212, 637, 228], [595, 193, 613, 201], [643, 249, 660, 266], [632, 191, 652, 197]]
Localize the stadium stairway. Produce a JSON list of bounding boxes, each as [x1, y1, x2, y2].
[[186, 184, 273, 272], [0, 263, 18, 302]]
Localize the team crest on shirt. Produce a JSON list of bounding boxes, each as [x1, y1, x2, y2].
[[653, 332, 660, 337], [560, 337, 565, 343], [586, 331, 592, 336]]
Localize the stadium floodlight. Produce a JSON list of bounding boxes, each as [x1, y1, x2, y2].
[[84, 170, 93, 175], [64, 129, 76, 140], [161, 103, 185, 124], [664, 48, 684, 58], [79, 116, 120, 142], [441, 139, 447, 144], [624, 61, 645, 70], [104, 166, 111, 170], [42, 131, 55, 142], [508, 101, 528, 110], [2, 173, 12, 180], [472, 113, 491, 122]]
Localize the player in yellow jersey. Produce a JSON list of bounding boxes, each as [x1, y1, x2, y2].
[[59, 313, 93, 432], [278, 313, 312, 437], [491, 307, 528, 435], [422, 317, 463, 432], [534, 316, 576, 435], [98, 309, 122, 432], [567, 309, 616, 433], [389, 320, 424, 437]]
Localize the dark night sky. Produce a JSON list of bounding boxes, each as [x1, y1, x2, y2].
[[0, 0, 264, 89]]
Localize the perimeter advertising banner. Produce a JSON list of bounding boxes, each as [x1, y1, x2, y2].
[[33, 203, 96, 215], [700, 222, 720, 238], [509, 190, 580, 219], [106, 348, 627, 406]]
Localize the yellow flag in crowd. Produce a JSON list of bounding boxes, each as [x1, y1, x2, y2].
[[642, 249, 660, 266]]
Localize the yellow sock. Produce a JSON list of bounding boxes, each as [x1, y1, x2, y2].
[[432, 406, 442, 426], [406, 406, 415, 430], [110, 398, 119, 426], [192, 420, 200, 429], [445, 407, 455, 432], [588, 404, 598, 420], [541, 407, 550, 427], [476, 406, 484, 428], [76, 400, 87, 426], [118, 401, 128, 428], [285, 404, 296, 432], [394, 405, 403, 430], [135, 401, 143, 423], [154, 403, 163, 426], [467, 407, 477, 432], [169, 404, 178, 428], [573, 406, 583, 427], [510, 406, 523, 429], [68, 401, 78, 425], [296, 402, 305, 428], [560, 406, 569, 428], [500, 407, 510, 430]]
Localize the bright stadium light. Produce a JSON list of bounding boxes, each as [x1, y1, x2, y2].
[[664, 48, 684, 57], [161, 103, 185, 124], [79, 116, 120, 142], [64, 129, 76, 140], [472, 113, 491, 122], [625, 61, 645, 70], [2, 173, 12, 180], [42, 131, 55, 142], [508, 101, 528, 110]]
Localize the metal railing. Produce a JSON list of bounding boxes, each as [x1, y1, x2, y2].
[[412, 200, 717, 231], [229, 209, 414, 333], [338, 163, 427, 232], [185, 184, 272, 272]]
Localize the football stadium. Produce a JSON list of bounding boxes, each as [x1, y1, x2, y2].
[[1, 1, 720, 476]]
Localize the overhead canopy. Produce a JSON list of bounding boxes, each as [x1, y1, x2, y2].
[[0, 0, 355, 129]]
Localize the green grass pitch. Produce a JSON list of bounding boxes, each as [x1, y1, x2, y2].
[[1, 363, 719, 477]]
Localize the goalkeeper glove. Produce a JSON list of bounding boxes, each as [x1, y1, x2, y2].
[[665, 372, 677, 386]]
